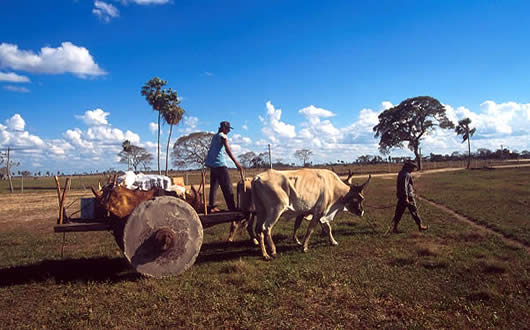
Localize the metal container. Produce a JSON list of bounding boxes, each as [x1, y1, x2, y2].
[[80, 198, 97, 219]]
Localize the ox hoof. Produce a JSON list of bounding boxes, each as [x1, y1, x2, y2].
[[330, 241, 339, 246], [302, 247, 309, 253], [262, 255, 272, 261], [270, 253, 278, 259], [252, 238, 259, 246]]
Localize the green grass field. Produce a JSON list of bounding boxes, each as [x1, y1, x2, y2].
[[0, 167, 528, 328], [416, 167, 530, 245]]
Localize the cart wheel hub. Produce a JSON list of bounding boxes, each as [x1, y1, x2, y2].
[[154, 228, 175, 252]]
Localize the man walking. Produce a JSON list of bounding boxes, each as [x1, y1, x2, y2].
[[205, 121, 242, 212], [392, 160, 428, 233]]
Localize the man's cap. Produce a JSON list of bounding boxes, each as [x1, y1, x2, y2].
[[219, 121, 233, 130], [404, 160, 417, 168]]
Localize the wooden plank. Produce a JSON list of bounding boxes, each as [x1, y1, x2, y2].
[[54, 222, 111, 233], [199, 211, 249, 227]]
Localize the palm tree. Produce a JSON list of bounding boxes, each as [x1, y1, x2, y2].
[[121, 140, 132, 170], [141, 77, 167, 174], [162, 101, 184, 176], [455, 117, 476, 169]]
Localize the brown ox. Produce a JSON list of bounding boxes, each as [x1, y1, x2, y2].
[[252, 169, 370, 260], [92, 184, 164, 219], [91, 183, 203, 219]]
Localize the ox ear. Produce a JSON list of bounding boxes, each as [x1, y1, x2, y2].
[[360, 174, 371, 191]]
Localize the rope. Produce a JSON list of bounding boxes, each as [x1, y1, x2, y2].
[[363, 213, 378, 233], [382, 218, 396, 237]]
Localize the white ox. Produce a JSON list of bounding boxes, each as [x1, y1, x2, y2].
[[251, 168, 370, 260]]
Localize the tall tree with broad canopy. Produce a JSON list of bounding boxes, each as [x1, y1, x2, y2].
[[294, 149, 313, 167], [238, 151, 257, 168], [118, 142, 153, 172], [141, 77, 182, 175], [455, 117, 476, 169], [373, 96, 454, 170], [172, 132, 214, 169]]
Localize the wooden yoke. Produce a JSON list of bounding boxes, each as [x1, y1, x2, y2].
[[54, 176, 71, 225]]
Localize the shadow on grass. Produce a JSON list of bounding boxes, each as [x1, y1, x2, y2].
[[196, 235, 302, 264], [0, 257, 140, 286]]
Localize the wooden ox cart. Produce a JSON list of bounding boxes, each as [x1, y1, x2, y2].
[[53, 176, 250, 278]]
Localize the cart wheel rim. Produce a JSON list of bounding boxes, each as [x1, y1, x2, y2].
[[123, 196, 203, 278]]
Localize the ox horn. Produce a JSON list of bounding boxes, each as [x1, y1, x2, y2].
[[91, 186, 103, 198], [346, 169, 354, 185], [360, 174, 371, 190]]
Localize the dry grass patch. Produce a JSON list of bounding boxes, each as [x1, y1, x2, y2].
[[479, 258, 507, 275], [415, 242, 448, 257]]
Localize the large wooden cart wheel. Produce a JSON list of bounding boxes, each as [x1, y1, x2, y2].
[[123, 196, 203, 278]]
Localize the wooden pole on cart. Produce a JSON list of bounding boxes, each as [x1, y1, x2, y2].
[[54, 176, 71, 258], [54, 176, 71, 225], [201, 169, 207, 214]]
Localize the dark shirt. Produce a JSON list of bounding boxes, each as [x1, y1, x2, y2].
[[396, 169, 414, 200]]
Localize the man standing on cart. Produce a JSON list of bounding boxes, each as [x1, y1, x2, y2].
[[205, 121, 243, 213]]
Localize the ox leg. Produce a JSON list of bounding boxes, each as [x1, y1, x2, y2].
[[228, 220, 243, 242], [262, 207, 283, 259], [265, 226, 277, 258], [293, 215, 305, 246], [255, 213, 272, 261], [302, 215, 320, 253], [258, 231, 271, 260], [246, 213, 259, 246], [321, 222, 338, 246]]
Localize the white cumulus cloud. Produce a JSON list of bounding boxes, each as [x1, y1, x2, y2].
[[260, 101, 296, 140], [92, 1, 120, 22], [176, 115, 199, 135], [75, 108, 109, 126], [0, 71, 30, 82], [0, 42, 106, 77], [6, 114, 25, 131]]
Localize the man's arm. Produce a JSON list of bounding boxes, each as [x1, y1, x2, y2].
[[223, 138, 242, 170], [403, 173, 411, 204], [397, 172, 409, 204]]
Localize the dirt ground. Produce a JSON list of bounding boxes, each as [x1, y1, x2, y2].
[[0, 190, 92, 229]]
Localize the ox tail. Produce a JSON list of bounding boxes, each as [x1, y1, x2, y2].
[[237, 179, 253, 211], [251, 176, 264, 232]]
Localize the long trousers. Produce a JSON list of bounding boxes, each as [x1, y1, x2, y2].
[[208, 167, 236, 210], [393, 197, 423, 226]]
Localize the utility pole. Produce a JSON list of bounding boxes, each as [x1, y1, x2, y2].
[[7, 147, 13, 193], [268, 144, 272, 169]]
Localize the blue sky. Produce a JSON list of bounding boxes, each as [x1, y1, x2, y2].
[[1, 0, 529, 174]]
